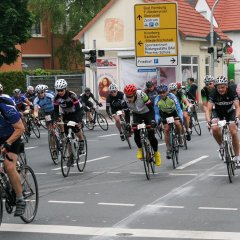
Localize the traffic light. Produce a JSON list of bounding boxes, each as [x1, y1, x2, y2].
[[213, 46, 223, 60], [208, 46, 214, 54], [83, 49, 96, 68], [98, 50, 105, 57]]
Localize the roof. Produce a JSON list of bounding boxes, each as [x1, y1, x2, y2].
[[73, 0, 230, 42], [185, 0, 198, 8], [206, 0, 240, 32]]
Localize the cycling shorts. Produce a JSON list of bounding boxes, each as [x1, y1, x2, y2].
[[160, 110, 179, 124], [62, 110, 83, 134], [0, 137, 21, 155], [211, 110, 235, 122]]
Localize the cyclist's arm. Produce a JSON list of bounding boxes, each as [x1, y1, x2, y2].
[[205, 101, 213, 123], [24, 97, 33, 107], [169, 93, 183, 122], [234, 99, 240, 118], [106, 98, 111, 116], [90, 93, 99, 104], [154, 96, 161, 124], [5, 119, 25, 145]]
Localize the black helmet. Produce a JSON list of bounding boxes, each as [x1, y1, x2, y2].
[[146, 81, 154, 88], [84, 87, 91, 92]]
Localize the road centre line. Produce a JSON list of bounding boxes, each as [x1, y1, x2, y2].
[[169, 173, 198, 176], [4, 224, 240, 239], [158, 143, 166, 146], [98, 202, 135, 207], [176, 155, 209, 170], [34, 173, 47, 175], [51, 156, 110, 171], [147, 205, 184, 209], [25, 146, 38, 150], [198, 207, 238, 211], [49, 200, 85, 204], [99, 134, 118, 138]]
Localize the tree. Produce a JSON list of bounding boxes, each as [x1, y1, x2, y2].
[[29, 0, 109, 70], [0, 0, 33, 66]]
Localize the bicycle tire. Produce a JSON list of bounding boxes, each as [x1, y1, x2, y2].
[[22, 132, 28, 143], [97, 113, 108, 131], [61, 140, 72, 177], [156, 128, 163, 140], [182, 127, 188, 150], [142, 140, 151, 180], [0, 191, 2, 225], [77, 135, 88, 172], [19, 151, 27, 165], [20, 165, 39, 223], [171, 133, 179, 169], [149, 146, 155, 174], [48, 131, 59, 165], [121, 122, 131, 149], [192, 113, 201, 136], [30, 121, 40, 138], [83, 114, 94, 130], [225, 142, 234, 183]]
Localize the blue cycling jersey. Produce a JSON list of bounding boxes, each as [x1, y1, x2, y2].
[[12, 94, 26, 106], [0, 99, 21, 138], [33, 92, 54, 113]]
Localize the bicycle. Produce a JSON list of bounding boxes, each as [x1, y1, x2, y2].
[[0, 152, 39, 224], [114, 110, 132, 149], [83, 107, 108, 131], [188, 100, 201, 136], [166, 116, 180, 169], [132, 121, 155, 180], [61, 121, 88, 177], [156, 121, 164, 140], [180, 124, 188, 150], [213, 120, 236, 183]]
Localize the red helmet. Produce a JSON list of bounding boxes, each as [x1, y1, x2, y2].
[[124, 84, 137, 95], [177, 82, 182, 90]]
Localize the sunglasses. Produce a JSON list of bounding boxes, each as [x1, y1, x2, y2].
[[206, 82, 213, 86], [126, 95, 135, 99], [38, 91, 44, 94], [110, 91, 117, 94], [159, 91, 167, 94], [57, 89, 65, 92]]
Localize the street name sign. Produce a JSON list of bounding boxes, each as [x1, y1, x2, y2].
[[135, 3, 178, 67]]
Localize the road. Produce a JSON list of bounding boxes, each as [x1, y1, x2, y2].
[[1, 115, 240, 240]]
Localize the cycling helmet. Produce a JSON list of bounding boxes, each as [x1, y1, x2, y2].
[[55, 79, 67, 90], [43, 85, 48, 90], [215, 76, 228, 85], [177, 82, 182, 89], [35, 84, 45, 93], [27, 86, 34, 91], [84, 87, 91, 93], [109, 83, 118, 91], [124, 84, 137, 96], [146, 81, 154, 88], [204, 75, 215, 84], [13, 89, 21, 94], [0, 84, 3, 91], [156, 84, 168, 93], [168, 83, 177, 91]]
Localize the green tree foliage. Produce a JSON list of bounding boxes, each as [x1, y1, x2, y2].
[[29, 0, 109, 70], [0, 0, 33, 66]]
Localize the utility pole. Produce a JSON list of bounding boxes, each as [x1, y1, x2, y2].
[[210, 0, 220, 76]]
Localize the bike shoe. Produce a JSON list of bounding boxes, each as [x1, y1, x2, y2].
[[166, 149, 172, 159], [120, 133, 125, 141], [186, 131, 191, 141], [14, 199, 26, 217]]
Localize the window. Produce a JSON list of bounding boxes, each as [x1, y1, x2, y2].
[[181, 56, 199, 86], [205, 56, 210, 76], [31, 20, 42, 36]]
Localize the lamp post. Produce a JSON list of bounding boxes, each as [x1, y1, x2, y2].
[[210, 0, 220, 76]]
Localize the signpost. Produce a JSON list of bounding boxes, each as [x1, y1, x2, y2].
[[134, 3, 178, 67]]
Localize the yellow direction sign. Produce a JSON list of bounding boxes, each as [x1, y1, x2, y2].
[[135, 3, 178, 67]]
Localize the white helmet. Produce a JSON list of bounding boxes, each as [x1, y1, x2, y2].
[[215, 76, 228, 85], [27, 86, 34, 91], [168, 83, 177, 91], [35, 84, 45, 93], [204, 75, 215, 84], [13, 88, 21, 94], [0, 84, 3, 91], [55, 79, 67, 90], [109, 83, 118, 92], [43, 85, 48, 90]]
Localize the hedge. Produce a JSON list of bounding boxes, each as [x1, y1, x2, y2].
[[0, 68, 83, 95]]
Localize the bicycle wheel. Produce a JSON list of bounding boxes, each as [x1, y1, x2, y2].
[[122, 122, 131, 149], [22, 132, 28, 143], [225, 142, 234, 183], [30, 121, 40, 138], [83, 114, 94, 130], [0, 192, 2, 225], [171, 133, 179, 169], [149, 146, 155, 174], [61, 140, 72, 177], [38, 109, 47, 129], [181, 127, 188, 150], [48, 132, 59, 165], [192, 112, 201, 136], [156, 127, 163, 140], [142, 141, 151, 180], [19, 165, 39, 223], [77, 135, 88, 172], [19, 151, 27, 165], [97, 113, 108, 131]]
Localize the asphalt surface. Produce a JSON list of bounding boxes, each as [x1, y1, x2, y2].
[[1, 113, 240, 240]]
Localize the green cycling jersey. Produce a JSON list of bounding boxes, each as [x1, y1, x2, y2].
[[158, 97, 176, 114]]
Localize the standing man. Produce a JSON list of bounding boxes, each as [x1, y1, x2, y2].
[[186, 77, 198, 103]]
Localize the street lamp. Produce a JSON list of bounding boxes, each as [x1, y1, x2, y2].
[[210, 0, 220, 76]]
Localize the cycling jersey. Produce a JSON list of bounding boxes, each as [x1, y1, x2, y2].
[[34, 92, 54, 113], [80, 92, 97, 105], [144, 88, 158, 104], [0, 94, 15, 106], [176, 90, 187, 110], [106, 91, 128, 114], [25, 92, 36, 103], [0, 97, 21, 138], [209, 85, 238, 116], [186, 83, 198, 101], [154, 93, 183, 124], [124, 90, 150, 114], [12, 94, 27, 111], [54, 90, 82, 116]]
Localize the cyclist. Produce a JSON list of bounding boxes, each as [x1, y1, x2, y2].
[[201, 75, 215, 113], [106, 83, 130, 141], [123, 84, 161, 166], [144, 80, 158, 104], [0, 96, 26, 216], [205, 76, 240, 165], [12, 89, 33, 112], [0, 84, 15, 104], [186, 77, 198, 103], [79, 87, 102, 123], [53, 79, 84, 164], [154, 84, 183, 159], [25, 86, 36, 103], [168, 82, 191, 141], [43, 84, 55, 96]]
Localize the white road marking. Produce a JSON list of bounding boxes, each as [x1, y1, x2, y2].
[[169, 173, 198, 176], [3, 224, 240, 239], [198, 207, 238, 211], [158, 143, 166, 146], [52, 156, 110, 171], [107, 171, 121, 174], [25, 146, 38, 150], [147, 205, 184, 209], [176, 155, 209, 170], [98, 203, 135, 207], [99, 134, 118, 138], [49, 200, 85, 204], [208, 174, 228, 177], [93, 171, 105, 174], [34, 173, 47, 175]]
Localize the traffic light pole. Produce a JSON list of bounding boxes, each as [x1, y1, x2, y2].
[[93, 40, 99, 107], [210, 0, 219, 76]]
